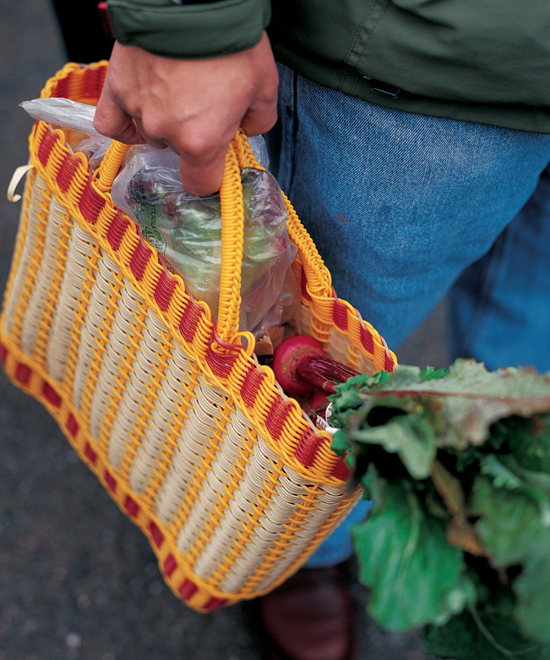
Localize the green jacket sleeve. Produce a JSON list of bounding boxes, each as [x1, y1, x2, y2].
[[107, 0, 271, 58]]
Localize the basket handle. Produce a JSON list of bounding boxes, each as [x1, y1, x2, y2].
[[94, 139, 132, 193], [92, 132, 248, 342], [216, 131, 333, 340], [94, 130, 330, 343], [217, 134, 246, 340]]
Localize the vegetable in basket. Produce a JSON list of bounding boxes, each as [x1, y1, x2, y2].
[[111, 143, 299, 338], [271, 334, 361, 431], [272, 335, 360, 397]]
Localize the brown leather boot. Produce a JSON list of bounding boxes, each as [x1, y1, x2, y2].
[[249, 564, 357, 660]]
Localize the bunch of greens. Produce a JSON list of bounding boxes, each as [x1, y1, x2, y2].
[[330, 359, 550, 660]]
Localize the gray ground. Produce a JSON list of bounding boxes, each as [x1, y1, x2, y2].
[[0, 3, 449, 658]]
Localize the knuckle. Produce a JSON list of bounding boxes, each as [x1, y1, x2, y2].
[[178, 130, 220, 161]]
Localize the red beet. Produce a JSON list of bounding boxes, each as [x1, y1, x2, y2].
[[310, 389, 330, 413], [272, 335, 360, 396]]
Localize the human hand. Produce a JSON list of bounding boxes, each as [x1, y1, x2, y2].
[[93, 32, 279, 196]]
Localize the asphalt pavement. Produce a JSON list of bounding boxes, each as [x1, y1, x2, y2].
[[0, 2, 449, 658]]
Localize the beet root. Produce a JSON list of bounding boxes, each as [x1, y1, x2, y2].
[[272, 335, 360, 397]]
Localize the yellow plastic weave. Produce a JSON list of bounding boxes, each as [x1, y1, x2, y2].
[[0, 62, 397, 612]]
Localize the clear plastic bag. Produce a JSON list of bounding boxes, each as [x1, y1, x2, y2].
[[73, 135, 112, 170], [20, 97, 101, 136], [20, 98, 299, 337], [20, 98, 113, 163], [111, 143, 299, 338]]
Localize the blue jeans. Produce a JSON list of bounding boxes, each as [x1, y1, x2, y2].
[[266, 64, 550, 568]]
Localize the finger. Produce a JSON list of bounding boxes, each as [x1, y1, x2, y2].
[[240, 95, 279, 138], [94, 90, 145, 144], [134, 117, 168, 150], [178, 147, 228, 197]]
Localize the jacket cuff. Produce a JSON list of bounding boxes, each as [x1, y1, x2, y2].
[[107, 0, 271, 58]]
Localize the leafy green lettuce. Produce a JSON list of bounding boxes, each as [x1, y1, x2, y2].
[[330, 359, 550, 660]]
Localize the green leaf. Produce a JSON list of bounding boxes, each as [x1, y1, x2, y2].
[[352, 466, 474, 631], [347, 403, 437, 479], [514, 552, 550, 645], [337, 360, 550, 452], [471, 476, 542, 567], [480, 453, 550, 520], [493, 414, 550, 474], [330, 429, 351, 456], [422, 607, 549, 660], [330, 360, 550, 655], [420, 365, 448, 381], [472, 476, 550, 645], [480, 455, 524, 490]]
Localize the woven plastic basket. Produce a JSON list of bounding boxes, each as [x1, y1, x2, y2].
[[1, 61, 397, 612]]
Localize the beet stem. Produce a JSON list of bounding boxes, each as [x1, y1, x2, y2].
[[296, 355, 359, 394]]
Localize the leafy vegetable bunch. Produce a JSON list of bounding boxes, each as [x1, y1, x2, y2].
[[330, 359, 550, 660]]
